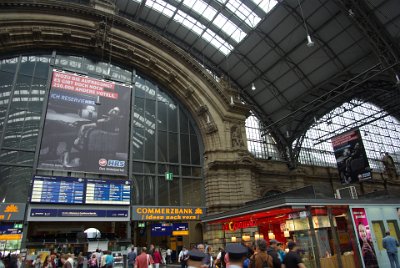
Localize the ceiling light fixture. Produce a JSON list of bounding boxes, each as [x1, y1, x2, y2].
[[297, 0, 314, 47], [251, 82, 256, 91], [396, 74, 400, 85]]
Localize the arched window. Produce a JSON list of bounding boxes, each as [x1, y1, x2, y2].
[[299, 100, 400, 173], [245, 112, 282, 160]]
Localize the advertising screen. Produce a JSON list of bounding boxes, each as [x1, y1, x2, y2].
[[331, 129, 371, 184], [351, 208, 379, 267], [38, 69, 131, 175], [31, 176, 85, 204], [85, 179, 131, 205]]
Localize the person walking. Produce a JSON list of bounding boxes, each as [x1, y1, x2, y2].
[[128, 247, 137, 268], [178, 247, 189, 268], [135, 247, 154, 268], [382, 230, 400, 268], [282, 242, 305, 268], [153, 248, 163, 268], [267, 239, 282, 268], [166, 248, 172, 264], [249, 239, 273, 268]]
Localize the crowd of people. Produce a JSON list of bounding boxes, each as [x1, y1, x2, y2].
[[0, 238, 310, 268], [128, 239, 305, 268]]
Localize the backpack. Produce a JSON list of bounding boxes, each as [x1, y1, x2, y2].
[[250, 254, 271, 268]]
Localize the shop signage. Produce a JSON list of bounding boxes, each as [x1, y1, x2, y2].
[[132, 206, 205, 221], [288, 211, 309, 219], [222, 220, 258, 231], [0, 203, 26, 221]]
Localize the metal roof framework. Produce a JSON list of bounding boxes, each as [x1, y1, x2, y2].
[[114, 0, 400, 166]]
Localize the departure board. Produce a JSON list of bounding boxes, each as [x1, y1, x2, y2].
[[85, 179, 130, 205], [31, 176, 85, 204]]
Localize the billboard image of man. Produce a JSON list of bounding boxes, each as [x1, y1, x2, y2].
[[331, 129, 371, 184], [38, 70, 131, 175]]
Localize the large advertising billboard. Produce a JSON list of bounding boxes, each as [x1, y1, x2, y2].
[[351, 208, 379, 268], [38, 70, 131, 175], [331, 129, 371, 184]]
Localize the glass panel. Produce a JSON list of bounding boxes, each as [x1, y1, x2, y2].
[[132, 127, 144, 159], [144, 163, 156, 174], [169, 132, 178, 163], [169, 177, 180, 206], [33, 57, 50, 78], [0, 166, 32, 203], [158, 176, 170, 206], [144, 128, 155, 161], [135, 76, 146, 98], [182, 179, 202, 206], [19, 56, 35, 76], [180, 134, 190, 164], [168, 103, 178, 132], [158, 131, 168, 162], [180, 109, 189, 134], [132, 161, 144, 173], [158, 101, 168, 131], [143, 175, 156, 205], [182, 166, 191, 176], [0, 57, 18, 73], [0, 150, 35, 165], [190, 134, 200, 165], [0, 71, 14, 134]]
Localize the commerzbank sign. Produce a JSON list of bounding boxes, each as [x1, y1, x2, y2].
[[131, 206, 205, 221]]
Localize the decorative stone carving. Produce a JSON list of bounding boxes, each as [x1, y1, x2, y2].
[[231, 125, 244, 148], [93, 20, 109, 48], [183, 86, 194, 98], [196, 105, 208, 116]]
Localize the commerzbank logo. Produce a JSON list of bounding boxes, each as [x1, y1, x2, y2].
[[98, 158, 125, 167]]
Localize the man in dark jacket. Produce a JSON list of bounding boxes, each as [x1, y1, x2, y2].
[[267, 240, 282, 268]]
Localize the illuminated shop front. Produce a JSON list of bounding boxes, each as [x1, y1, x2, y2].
[[203, 197, 400, 268]]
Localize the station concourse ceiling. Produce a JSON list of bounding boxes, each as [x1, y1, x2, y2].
[[114, 0, 400, 151]]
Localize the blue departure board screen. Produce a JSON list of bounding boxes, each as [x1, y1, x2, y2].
[[151, 223, 173, 236], [85, 179, 130, 205], [31, 176, 85, 204]]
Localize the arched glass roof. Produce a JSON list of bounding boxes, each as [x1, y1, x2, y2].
[[129, 0, 277, 55]]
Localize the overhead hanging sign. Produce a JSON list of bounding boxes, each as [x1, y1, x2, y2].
[[38, 69, 131, 175], [331, 129, 371, 184]]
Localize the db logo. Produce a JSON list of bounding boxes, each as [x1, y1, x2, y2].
[[98, 158, 107, 166]]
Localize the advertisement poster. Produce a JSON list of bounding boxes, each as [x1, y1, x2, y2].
[[331, 129, 371, 184], [351, 208, 379, 268], [38, 70, 131, 175]]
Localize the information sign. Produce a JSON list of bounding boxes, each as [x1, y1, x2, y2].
[[31, 176, 84, 204], [85, 179, 130, 205]]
